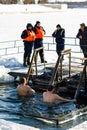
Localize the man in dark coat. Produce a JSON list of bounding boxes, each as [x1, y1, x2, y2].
[[76, 23, 87, 61], [52, 24, 65, 58]]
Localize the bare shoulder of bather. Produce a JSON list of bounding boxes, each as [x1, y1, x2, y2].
[[17, 77, 35, 96], [26, 85, 35, 94]]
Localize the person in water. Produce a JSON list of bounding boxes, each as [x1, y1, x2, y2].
[[43, 85, 76, 103], [17, 77, 35, 97]]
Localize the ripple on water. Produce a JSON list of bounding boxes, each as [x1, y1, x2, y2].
[[0, 83, 87, 129]]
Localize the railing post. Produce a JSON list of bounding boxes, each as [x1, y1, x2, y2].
[[14, 40, 16, 48], [5, 48, 7, 55], [0, 37, 85, 56], [48, 43, 49, 51]]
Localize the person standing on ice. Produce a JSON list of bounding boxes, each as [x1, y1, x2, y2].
[[52, 24, 65, 58], [21, 23, 35, 67], [76, 23, 87, 64], [34, 21, 47, 63]]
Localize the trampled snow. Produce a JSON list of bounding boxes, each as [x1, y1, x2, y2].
[[0, 119, 40, 130]]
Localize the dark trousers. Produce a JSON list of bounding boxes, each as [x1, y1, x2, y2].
[[56, 43, 64, 56], [34, 39, 44, 62], [80, 44, 87, 58], [23, 41, 33, 65], [24, 41, 33, 58]]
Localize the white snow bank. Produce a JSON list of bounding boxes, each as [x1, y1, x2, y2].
[[0, 57, 21, 67], [69, 121, 87, 130], [0, 119, 40, 130], [0, 66, 14, 82], [0, 57, 22, 82], [0, 119, 87, 130], [0, 4, 58, 13]]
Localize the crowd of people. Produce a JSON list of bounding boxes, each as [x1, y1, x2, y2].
[[19, 22, 87, 105], [21, 21, 87, 67], [21, 21, 47, 67]]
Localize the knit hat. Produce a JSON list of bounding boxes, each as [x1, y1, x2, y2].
[[80, 23, 85, 27], [56, 24, 61, 28], [26, 23, 33, 29], [36, 21, 40, 25]]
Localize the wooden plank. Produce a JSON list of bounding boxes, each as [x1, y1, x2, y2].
[[5, 103, 87, 125], [26, 47, 45, 83], [58, 106, 87, 124], [61, 49, 71, 55], [49, 54, 61, 85], [67, 56, 87, 61], [8, 72, 27, 78], [74, 64, 87, 99]]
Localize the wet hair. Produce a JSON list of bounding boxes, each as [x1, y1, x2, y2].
[[48, 85, 54, 91], [20, 77, 26, 84], [56, 24, 61, 28]]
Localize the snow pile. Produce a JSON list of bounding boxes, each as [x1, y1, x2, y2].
[[69, 121, 87, 130], [0, 57, 22, 82], [0, 119, 40, 130], [0, 57, 21, 67], [0, 66, 14, 82]]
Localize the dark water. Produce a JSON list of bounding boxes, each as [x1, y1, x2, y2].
[[0, 83, 87, 130]]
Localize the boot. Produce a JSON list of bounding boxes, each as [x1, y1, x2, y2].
[[23, 57, 27, 67], [27, 56, 30, 65], [41, 59, 47, 63], [34, 53, 38, 63], [40, 54, 47, 63]]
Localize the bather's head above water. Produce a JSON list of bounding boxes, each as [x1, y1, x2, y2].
[[20, 77, 27, 85]]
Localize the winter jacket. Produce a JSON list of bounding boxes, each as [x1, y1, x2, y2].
[[76, 27, 87, 45], [34, 26, 46, 39], [21, 29, 35, 42], [52, 28, 65, 44]]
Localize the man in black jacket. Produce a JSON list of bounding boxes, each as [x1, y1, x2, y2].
[[52, 24, 65, 58], [76, 23, 87, 62]]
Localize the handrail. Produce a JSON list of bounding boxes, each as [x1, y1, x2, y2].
[[0, 36, 85, 56]]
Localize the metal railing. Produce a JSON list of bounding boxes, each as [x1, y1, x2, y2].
[[0, 36, 83, 56]]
